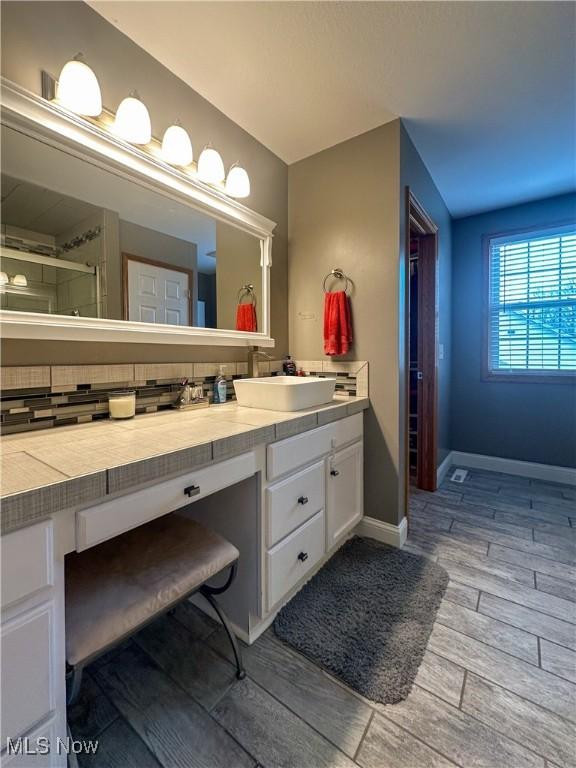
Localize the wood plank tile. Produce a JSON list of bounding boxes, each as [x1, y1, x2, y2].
[[436, 559, 576, 622], [356, 713, 457, 768], [534, 529, 576, 552], [68, 673, 119, 741], [478, 593, 576, 651], [432, 509, 534, 540], [540, 640, 576, 683], [77, 719, 161, 768], [406, 530, 489, 559], [488, 544, 576, 583], [378, 684, 544, 767], [427, 499, 496, 520], [496, 511, 572, 532], [95, 645, 254, 768], [462, 674, 576, 768], [414, 651, 466, 706], [134, 615, 237, 711], [443, 581, 480, 610], [437, 552, 536, 587], [463, 490, 531, 510], [410, 487, 462, 504], [452, 521, 576, 566], [427, 624, 576, 723], [212, 677, 356, 768], [435, 600, 539, 664], [208, 629, 372, 758], [171, 600, 219, 640], [536, 573, 576, 603]]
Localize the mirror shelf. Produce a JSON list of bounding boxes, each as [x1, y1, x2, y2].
[[0, 78, 276, 347]]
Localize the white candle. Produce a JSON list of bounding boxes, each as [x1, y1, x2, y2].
[[109, 392, 136, 419]]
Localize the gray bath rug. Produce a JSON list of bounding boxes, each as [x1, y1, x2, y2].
[[273, 536, 448, 704]]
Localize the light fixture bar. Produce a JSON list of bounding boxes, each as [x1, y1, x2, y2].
[[1, 246, 97, 275]]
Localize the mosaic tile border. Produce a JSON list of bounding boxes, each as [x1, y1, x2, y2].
[[0, 361, 368, 435]]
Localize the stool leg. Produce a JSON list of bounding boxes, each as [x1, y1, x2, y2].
[[66, 664, 84, 706], [200, 588, 246, 680]]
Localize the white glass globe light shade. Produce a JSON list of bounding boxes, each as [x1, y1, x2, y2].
[[225, 164, 250, 198], [56, 58, 102, 116], [161, 124, 193, 166], [113, 96, 152, 145], [197, 146, 225, 184]]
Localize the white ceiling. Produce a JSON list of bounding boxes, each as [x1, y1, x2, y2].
[[90, 1, 575, 217]]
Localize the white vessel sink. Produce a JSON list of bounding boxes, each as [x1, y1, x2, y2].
[[234, 376, 336, 412]]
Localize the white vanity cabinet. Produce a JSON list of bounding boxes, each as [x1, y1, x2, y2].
[[264, 413, 363, 612], [1, 521, 66, 767], [326, 441, 364, 547]]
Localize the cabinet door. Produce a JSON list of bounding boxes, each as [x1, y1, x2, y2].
[[326, 441, 363, 547]]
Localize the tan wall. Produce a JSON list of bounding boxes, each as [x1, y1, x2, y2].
[[288, 122, 403, 525], [215, 222, 263, 332], [0, 0, 288, 365]]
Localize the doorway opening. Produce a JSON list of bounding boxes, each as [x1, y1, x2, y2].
[[405, 189, 439, 504]]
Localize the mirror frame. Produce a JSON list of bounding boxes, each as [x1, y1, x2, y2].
[[0, 78, 276, 347]]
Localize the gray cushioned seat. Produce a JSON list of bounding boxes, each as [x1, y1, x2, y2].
[[65, 514, 239, 666]]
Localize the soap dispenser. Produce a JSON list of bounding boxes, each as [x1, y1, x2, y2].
[[214, 365, 228, 404]]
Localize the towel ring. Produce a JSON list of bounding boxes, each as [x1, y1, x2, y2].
[[237, 284, 256, 305], [323, 268, 351, 294]]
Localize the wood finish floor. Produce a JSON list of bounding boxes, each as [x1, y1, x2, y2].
[[69, 468, 576, 768]]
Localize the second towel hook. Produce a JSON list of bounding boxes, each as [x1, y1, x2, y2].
[[323, 268, 351, 294]]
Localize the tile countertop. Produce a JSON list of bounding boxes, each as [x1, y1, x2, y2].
[[0, 396, 369, 534]]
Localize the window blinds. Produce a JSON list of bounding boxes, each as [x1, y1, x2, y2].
[[488, 225, 576, 374]]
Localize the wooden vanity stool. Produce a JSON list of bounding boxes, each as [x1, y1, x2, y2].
[[64, 514, 245, 704]]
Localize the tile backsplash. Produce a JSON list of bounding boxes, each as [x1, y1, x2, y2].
[[0, 360, 368, 435]]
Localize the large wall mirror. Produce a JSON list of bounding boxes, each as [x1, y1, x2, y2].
[[0, 81, 275, 346]]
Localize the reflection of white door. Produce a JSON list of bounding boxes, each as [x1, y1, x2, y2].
[[126, 257, 190, 325]]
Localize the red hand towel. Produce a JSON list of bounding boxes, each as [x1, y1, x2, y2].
[[324, 291, 353, 356], [236, 303, 257, 332]]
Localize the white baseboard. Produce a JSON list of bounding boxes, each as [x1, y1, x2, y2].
[[437, 451, 454, 486], [356, 515, 408, 548], [449, 451, 576, 487]]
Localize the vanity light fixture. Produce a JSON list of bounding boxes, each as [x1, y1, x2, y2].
[[197, 144, 225, 185], [56, 54, 102, 117], [161, 122, 193, 166], [11, 274, 28, 288], [225, 163, 251, 198], [113, 92, 152, 145], [0, 272, 8, 286]]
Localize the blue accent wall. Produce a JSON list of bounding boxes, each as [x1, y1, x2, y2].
[[451, 193, 576, 468]]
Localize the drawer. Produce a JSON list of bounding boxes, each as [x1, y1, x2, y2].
[[1, 602, 55, 743], [331, 413, 363, 450], [267, 424, 331, 480], [76, 452, 256, 551], [1, 521, 53, 610], [266, 509, 325, 611], [266, 461, 325, 547]]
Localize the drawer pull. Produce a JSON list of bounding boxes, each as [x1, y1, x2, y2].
[[184, 484, 201, 498], [297, 496, 309, 505], [330, 469, 340, 477], [298, 551, 309, 562]]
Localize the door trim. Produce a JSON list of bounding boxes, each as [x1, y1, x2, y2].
[[404, 188, 439, 510], [122, 252, 194, 325]]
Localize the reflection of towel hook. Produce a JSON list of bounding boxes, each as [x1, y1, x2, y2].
[[237, 283, 256, 305], [323, 268, 351, 294]]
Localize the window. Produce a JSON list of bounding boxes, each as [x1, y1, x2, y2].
[[486, 224, 576, 379]]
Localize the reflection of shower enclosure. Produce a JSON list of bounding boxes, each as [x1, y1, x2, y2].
[[0, 244, 100, 317]]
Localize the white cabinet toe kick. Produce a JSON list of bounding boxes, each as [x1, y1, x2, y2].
[[1, 412, 364, 764]]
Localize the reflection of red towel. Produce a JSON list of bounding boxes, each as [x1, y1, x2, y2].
[[324, 291, 353, 356], [236, 303, 257, 332]]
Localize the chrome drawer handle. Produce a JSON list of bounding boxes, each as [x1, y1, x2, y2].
[[298, 551, 309, 562], [298, 496, 309, 505], [330, 469, 340, 477], [184, 484, 201, 497]]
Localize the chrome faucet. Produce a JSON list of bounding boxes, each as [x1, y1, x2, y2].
[[248, 348, 274, 378]]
